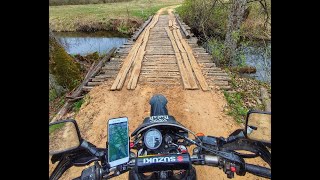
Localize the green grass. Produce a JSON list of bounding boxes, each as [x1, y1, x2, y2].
[[49, 0, 182, 32], [73, 98, 85, 112], [49, 89, 58, 102], [49, 123, 65, 134], [224, 91, 248, 123]]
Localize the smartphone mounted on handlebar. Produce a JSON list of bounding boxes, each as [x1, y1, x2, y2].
[[107, 117, 129, 167]]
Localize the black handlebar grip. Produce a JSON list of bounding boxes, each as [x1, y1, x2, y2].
[[80, 140, 103, 157], [245, 164, 271, 179]]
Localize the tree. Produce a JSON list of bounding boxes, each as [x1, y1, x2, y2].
[[224, 0, 247, 66]]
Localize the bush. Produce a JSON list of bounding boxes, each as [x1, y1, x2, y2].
[[176, 0, 271, 41], [207, 39, 225, 66], [49, 32, 82, 90], [176, 0, 229, 39]]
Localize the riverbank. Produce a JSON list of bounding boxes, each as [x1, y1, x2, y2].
[[49, 50, 107, 121], [49, 0, 182, 33]]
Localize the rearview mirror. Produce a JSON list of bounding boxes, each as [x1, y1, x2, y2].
[[245, 110, 271, 145], [49, 120, 82, 155]]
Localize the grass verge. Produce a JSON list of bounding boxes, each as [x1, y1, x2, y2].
[[73, 98, 85, 112], [223, 71, 270, 124], [49, 123, 65, 134]]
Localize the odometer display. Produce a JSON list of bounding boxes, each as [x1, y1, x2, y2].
[[144, 128, 162, 149]]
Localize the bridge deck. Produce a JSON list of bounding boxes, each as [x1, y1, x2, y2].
[[86, 13, 231, 91]]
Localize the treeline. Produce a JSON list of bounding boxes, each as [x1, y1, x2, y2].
[[176, 0, 271, 41], [49, 0, 133, 6], [176, 0, 271, 66]]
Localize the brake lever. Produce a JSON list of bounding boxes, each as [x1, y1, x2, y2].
[[175, 133, 245, 165]]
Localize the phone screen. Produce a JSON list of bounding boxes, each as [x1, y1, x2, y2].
[[108, 118, 129, 166]]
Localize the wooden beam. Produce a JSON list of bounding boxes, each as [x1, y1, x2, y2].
[[174, 27, 210, 91], [165, 27, 192, 89], [110, 35, 143, 90], [127, 14, 160, 90], [175, 15, 190, 39], [172, 29, 198, 89], [132, 16, 153, 41]]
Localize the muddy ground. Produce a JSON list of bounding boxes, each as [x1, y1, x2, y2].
[[49, 82, 269, 179]]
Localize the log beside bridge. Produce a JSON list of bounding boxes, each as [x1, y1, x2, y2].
[[175, 14, 190, 39], [131, 16, 153, 41]]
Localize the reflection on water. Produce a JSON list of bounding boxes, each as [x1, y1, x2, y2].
[[242, 42, 271, 84], [203, 40, 271, 84], [54, 31, 129, 55]]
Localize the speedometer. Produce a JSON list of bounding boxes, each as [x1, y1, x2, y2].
[[144, 128, 162, 149]]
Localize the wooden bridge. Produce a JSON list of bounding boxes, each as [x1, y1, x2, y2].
[[83, 10, 231, 92]]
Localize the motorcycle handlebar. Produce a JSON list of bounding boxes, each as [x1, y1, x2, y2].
[[191, 155, 270, 178], [245, 163, 271, 179], [79, 154, 270, 179]]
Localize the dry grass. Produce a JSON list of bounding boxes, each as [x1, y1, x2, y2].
[[49, 0, 182, 32]]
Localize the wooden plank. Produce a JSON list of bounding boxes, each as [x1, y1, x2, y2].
[[169, 20, 173, 27], [165, 27, 192, 89], [142, 67, 178, 71], [140, 72, 180, 76], [145, 52, 175, 55], [90, 78, 106, 82], [140, 77, 181, 82], [211, 80, 229, 86], [213, 76, 232, 81], [220, 86, 232, 90], [101, 66, 121, 70], [204, 72, 229, 76], [110, 32, 144, 90], [177, 30, 210, 91], [142, 75, 181, 78], [87, 81, 103, 86], [172, 29, 198, 89], [95, 74, 116, 79], [127, 13, 160, 90], [201, 67, 222, 71], [82, 86, 93, 91]]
